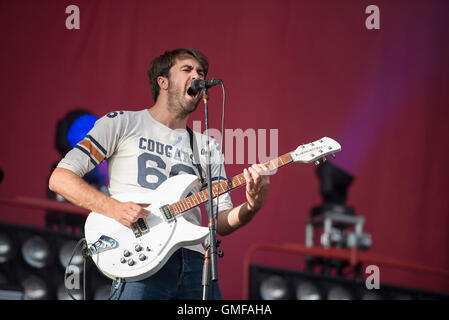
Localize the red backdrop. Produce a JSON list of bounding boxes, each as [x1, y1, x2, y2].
[[0, 0, 448, 298]]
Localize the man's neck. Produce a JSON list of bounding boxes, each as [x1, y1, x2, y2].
[[148, 100, 188, 130]]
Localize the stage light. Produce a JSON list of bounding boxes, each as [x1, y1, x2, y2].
[[0, 222, 115, 300], [54, 109, 98, 157], [327, 285, 353, 300], [249, 265, 449, 300], [66, 114, 98, 149], [259, 275, 288, 300], [21, 275, 48, 300], [316, 161, 354, 207], [0, 234, 13, 264], [59, 240, 84, 268], [21, 236, 50, 268], [53, 109, 108, 190], [47, 109, 108, 232], [306, 162, 371, 278], [296, 281, 321, 300]]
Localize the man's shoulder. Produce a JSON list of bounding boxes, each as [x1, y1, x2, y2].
[[94, 109, 148, 129], [100, 108, 147, 120]]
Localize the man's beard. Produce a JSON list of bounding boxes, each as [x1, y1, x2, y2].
[[167, 81, 201, 118]]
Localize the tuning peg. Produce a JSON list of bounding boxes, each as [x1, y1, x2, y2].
[[331, 153, 336, 159], [314, 160, 320, 166], [322, 156, 327, 162]]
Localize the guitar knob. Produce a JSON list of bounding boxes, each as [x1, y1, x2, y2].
[[127, 259, 135, 266], [120, 258, 126, 264], [123, 250, 131, 257], [139, 254, 147, 261], [135, 245, 142, 252]]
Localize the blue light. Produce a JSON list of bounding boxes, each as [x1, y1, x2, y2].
[[66, 114, 98, 148]]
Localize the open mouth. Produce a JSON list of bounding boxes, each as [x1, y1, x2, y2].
[[186, 87, 200, 100]]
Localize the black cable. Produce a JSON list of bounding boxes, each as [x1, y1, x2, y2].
[[64, 237, 87, 300], [211, 82, 225, 299], [213, 82, 226, 223], [64, 237, 121, 300], [105, 278, 121, 300]]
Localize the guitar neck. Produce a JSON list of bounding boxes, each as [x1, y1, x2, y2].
[[169, 152, 294, 218]]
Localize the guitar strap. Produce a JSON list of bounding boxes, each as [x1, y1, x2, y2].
[[186, 126, 206, 186]]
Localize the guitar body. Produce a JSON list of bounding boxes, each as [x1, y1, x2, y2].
[[84, 174, 208, 282], [83, 137, 341, 282]]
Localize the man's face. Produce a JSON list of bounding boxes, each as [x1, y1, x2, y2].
[[166, 55, 205, 117]]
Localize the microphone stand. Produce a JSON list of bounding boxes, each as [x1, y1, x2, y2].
[[201, 87, 219, 300]]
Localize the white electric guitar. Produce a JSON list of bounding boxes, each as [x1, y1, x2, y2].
[[84, 137, 341, 281]]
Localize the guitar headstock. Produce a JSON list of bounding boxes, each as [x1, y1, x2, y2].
[[290, 137, 341, 165]]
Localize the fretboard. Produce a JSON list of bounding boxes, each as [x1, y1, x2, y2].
[[169, 152, 293, 218]]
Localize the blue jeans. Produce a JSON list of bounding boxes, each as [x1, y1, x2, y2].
[[110, 248, 222, 300]]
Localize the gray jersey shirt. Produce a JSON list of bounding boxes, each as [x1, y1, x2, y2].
[[57, 109, 233, 254]]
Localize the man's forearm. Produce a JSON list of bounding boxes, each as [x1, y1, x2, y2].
[[217, 202, 258, 236], [48, 167, 118, 218]]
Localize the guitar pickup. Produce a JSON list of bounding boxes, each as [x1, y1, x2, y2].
[[160, 205, 175, 223], [131, 218, 150, 238]]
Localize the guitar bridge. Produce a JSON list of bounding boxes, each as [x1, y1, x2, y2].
[[160, 205, 175, 223]]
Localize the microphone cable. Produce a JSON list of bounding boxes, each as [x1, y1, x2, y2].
[[212, 82, 226, 235]]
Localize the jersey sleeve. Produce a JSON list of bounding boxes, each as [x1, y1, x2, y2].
[[56, 111, 125, 177]]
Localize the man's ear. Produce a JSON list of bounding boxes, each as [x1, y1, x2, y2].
[[157, 76, 169, 91]]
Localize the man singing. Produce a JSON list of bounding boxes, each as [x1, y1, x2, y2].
[[49, 48, 270, 299]]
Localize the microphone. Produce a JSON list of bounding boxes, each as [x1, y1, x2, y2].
[[188, 79, 222, 95]]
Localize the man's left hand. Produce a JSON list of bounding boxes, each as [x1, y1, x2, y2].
[[243, 163, 271, 213]]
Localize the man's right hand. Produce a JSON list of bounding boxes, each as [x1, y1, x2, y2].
[[49, 168, 151, 228], [110, 201, 151, 227]]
